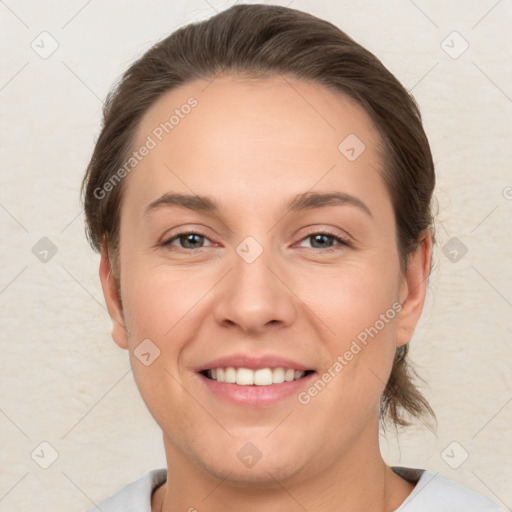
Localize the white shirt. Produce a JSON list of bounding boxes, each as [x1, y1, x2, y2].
[[87, 467, 505, 511]]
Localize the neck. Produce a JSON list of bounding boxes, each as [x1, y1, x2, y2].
[[154, 421, 414, 512]]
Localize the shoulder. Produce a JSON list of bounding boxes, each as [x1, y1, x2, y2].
[[394, 467, 505, 512], [86, 469, 167, 512]]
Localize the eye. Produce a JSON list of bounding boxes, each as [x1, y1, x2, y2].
[[161, 231, 214, 251], [160, 229, 349, 253], [297, 231, 349, 250]]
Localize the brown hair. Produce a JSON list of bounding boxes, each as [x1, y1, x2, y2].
[[81, 3, 436, 427]]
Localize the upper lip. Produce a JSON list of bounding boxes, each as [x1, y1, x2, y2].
[[196, 353, 314, 372]]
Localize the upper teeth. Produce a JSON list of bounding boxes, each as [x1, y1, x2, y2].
[[208, 367, 306, 386]]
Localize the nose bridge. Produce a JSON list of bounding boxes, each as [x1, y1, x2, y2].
[[212, 236, 296, 332]]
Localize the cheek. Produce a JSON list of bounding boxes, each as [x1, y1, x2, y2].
[[119, 263, 197, 432], [295, 257, 400, 404], [120, 258, 205, 342], [297, 257, 401, 341]]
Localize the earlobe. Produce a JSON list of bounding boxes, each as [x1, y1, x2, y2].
[[99, 248, 129, 350], [395, 231, 433, 347]]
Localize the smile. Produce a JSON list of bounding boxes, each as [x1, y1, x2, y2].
[[203, 367, 313, 385]]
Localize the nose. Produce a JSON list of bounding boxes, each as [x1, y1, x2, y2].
[[212, 244, 297, 335]]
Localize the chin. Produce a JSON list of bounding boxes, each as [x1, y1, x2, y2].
[[189, 437, 311, 486], [205, 457, 307, 487]]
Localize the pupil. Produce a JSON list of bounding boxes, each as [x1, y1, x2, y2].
[[182, 234, 203, 248], [312, 234, 332, 248]]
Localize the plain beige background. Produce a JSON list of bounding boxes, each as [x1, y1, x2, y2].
[[1, 0, 511, 510]]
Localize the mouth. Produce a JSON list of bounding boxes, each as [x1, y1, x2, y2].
[[195, 354, 316, 406], [200, 367, 315, 385]]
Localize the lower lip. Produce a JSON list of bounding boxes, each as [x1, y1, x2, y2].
[[197, 372, 316, 407]]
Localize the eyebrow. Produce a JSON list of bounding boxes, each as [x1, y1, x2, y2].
[[144, 191, 373, 219]]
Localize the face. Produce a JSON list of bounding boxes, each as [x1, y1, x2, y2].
[[100, 75, 429, 485]]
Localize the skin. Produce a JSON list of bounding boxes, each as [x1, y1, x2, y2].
[[99, 75, 432, 512]]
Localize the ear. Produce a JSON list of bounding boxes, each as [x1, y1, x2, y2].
[[99, 248, 128, 350], [395, 230, 433, 347]]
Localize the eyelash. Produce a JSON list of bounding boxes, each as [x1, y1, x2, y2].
[[161, 229, 350, 254]]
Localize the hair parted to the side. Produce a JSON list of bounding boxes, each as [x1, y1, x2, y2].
[[81, 3, 436, 428]]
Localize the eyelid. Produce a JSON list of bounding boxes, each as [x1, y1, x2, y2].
[[301, 224, 353, 242]]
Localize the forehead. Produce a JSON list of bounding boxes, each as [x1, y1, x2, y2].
[[125, 75, 387, 216]]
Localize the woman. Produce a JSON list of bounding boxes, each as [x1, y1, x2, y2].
[[81, 4, 504, 511]]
